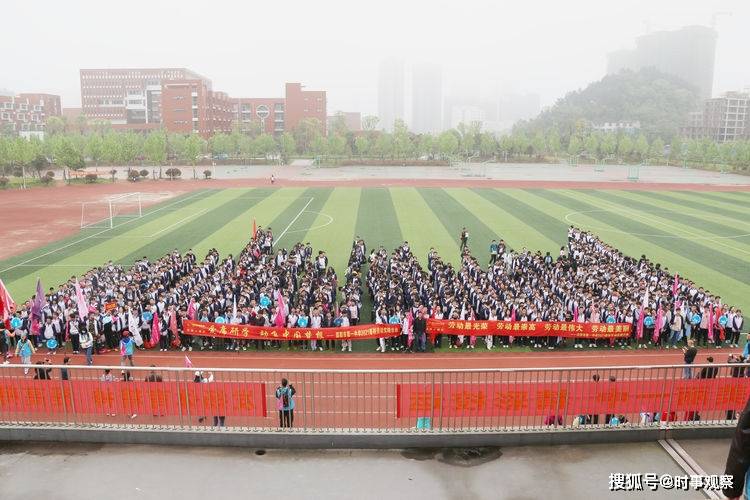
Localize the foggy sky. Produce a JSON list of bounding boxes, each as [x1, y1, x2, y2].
[[2, 0, 748, 115]]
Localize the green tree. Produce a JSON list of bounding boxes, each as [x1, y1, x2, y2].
[[254, 134, 276, 159], [237, 134, 257, 159], [392, 119, 412, 158], [649, 137, 665, 160], [438, 131, 458, 158], [479, 133, 496, 158], [209, 133, 235, 157], [279, 132, 296, 159], [372, 133, 393, 159], [168, 133, 187, 162], [617, 135, 634, 160], [530, 132, 545, 159], [183, 134, 205, 165], [144, 131, 168, 166], [293, 118, 323, 153], [669, 136, 684, 164], [310, 135, 328, 156], [354, 135, 370, 157], [634, 133, 650, 161], [85, 134, 104, 165], [546, 129, 561, 157], [327, 134, 348, 156], [45, 116, 66, 136], [53, 136, 84, 171], [567, 135, 582, 156]]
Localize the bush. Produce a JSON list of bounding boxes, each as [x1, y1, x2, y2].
[[0, 177, 8, 188], [128, 169, 141, 182], [12, 167, 22, 177], [165, 167, 182, 180], [203, 169, 212, 179], [84, 173, 98, 183], [45, 170, 55, 179], [139, 169, 149, 178], [40, 171, 55, 185]]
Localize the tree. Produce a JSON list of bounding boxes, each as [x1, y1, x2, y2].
[[169, 133, 187, 162], [372, 133, 393, 159], [530, 132, 546, 159], [567, 135, 582, 156], [254, 134, 276, 159], [310, 135, 328, 156], [144, 131, 168, 166], [617, 135, 634, 160], [85, 134, 104, 165], [546, 129, 561, 157], [600, 133, 617, 158], [354, 135, 370, 157], [392, 120, 412, 158], [279, 132, 296, 160], [183, 134, 205, 165], [329, 113, 349, 137], [584, 134, 600, 159], [101, 132, 123, 165], [649, 137, 665, 160], [209, 133, 234, 157], [75, 114, 88, 134], [53, 136, 85, 172], [45, 116, 66, 136], [634, 134, 650, 161], [327, 134, 348, 156], [438, 131, 458, 158], [237, 134, 257, 159], [293, 118, 323, 153]]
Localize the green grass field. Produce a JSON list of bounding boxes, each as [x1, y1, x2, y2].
[[2, 187, 749, 316]]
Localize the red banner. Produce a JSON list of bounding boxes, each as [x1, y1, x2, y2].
[[0, 379, 267, 417], [183, 320, 401, 341], [426, 318, 632, 339], [104, 301, 118, 312], [396, 378, 750, 418]]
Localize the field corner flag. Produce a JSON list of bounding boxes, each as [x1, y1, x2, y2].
[[252, 218, 257, 239]]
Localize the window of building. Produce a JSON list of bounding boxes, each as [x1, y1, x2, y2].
[[19, 103, 28, 111], [17, 113, 26, 121], [0, 112, 9, 120], [33, 105, 42, 111], [30, 114, 39, 122]]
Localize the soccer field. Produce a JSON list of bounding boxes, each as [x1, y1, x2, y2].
[[1, 187, 749, 314]]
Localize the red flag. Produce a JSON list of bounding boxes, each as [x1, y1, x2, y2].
[[707, 305, 714, 342], [653, 306, 663, 344], [273, 290, 286, 327], [252, 218, 257, 239], [672, 274, 679, 298]]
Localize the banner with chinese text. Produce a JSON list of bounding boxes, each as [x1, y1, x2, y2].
[[183, 320, 401, 341], [0, 379, 267, 417], [426, 318, 632, 339], [396, 378, 750, 418]]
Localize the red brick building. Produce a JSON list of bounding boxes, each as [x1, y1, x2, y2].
[[0, 93, 62, 137], [230, 83, 327, 136], [80, 68, 209, 126], [230, 97, 285, 135], [161, 79, 232, 137], [284, 83, 326, 135]]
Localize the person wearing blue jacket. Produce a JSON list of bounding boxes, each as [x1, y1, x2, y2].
[[275, 378, 296, 428], [119, 331, 135, 367]]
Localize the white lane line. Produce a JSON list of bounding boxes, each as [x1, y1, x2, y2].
[[0, 191, 205, 274], [274, 197, 314, 244], [147, 208, 209, 237]]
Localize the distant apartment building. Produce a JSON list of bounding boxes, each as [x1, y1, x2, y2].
[[327, 112, 362, 133], [230, 83, 327, 136], [377, 59, 405, 132], [682, 91, 750, 142], [592, 121, 642, 134], [606, 25, 717, 99], [0, 93, 62, 138], [411, 63, 443, 135]]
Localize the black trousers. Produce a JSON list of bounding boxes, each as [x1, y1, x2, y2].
[[279, 409, 294, 428], [71, 334, 80, 352]]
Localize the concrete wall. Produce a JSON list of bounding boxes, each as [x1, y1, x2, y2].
[[0, 425, 735, 449]]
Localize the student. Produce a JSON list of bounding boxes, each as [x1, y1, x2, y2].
[[60, 356, 71, 381], [119, 331, 135, 367], [15, 333, 35, 374], [730, 310, 744, 348], [682, 339, 698, 379], [275, 378, 296, 428], [79, 321, 95, 366]]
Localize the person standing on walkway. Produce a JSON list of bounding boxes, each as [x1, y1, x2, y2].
[[276, 378, 296, 428], [459, 227, 469, 252], [119, 331, 135, 367], [682, 339, 697, 379]]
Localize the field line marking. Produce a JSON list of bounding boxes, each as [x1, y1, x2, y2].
[[286, 211, 334, 234], [570, 191, 750, 256], [147, 208, 210, 238], [0, 190, 205, 274], [274, 197, 314, 244]]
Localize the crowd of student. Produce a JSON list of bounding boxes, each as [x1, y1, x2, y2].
[[1, 226, 746, 369]]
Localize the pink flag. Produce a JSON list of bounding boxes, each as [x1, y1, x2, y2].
[[151, 310, 161, 347], [636, 306, 644, 340], [31, 278, 44, 319], [74, 279, 88, 320], [184, 355, 193, 368], [653, 306, 663, 344], [573, 304, 579, 323], [273, 290, 286, 327], [406, 311, 414, 348], [707, 305, 714, 342], [672, 274, 679, 298], [0, 278, 15, 322], [509, 306, 516, 344], [187, 299, 196, 321]]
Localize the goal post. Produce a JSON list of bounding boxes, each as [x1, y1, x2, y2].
[[80, 192, 143, 229]]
